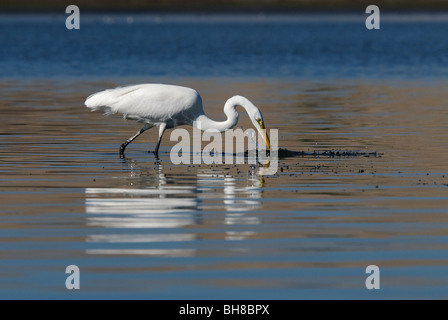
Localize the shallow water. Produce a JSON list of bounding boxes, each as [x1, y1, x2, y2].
[[1, 77, 447, 299], [1, 13, 448, 299]]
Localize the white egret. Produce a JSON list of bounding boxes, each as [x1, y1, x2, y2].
[[85, 84, 270, 158]]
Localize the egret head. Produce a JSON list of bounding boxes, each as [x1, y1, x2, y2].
[[251, 114, 270, 152], [246, 103, 270, 152], [224, 95, 271, 151]]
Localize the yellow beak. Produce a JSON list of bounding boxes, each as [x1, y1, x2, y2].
[[257, 119, 270, 151]]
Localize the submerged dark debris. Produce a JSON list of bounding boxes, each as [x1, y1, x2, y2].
[[244, 148, 383, 158]]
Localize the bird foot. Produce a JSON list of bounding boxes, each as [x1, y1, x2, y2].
[[148, 150, 161, 161], [119, 146, 126, 158]]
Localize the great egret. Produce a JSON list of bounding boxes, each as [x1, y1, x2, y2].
[[85, 84, 270, 158]]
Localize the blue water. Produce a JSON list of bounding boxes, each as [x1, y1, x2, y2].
[[1, 13, 448, 300], [1, 13, 448, 79]]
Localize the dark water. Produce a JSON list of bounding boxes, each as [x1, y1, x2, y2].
[[1, 13, 448, 79], [1, 14, 448, 300]]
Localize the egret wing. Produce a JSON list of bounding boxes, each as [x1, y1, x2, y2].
[[85, 84, 203, 125]]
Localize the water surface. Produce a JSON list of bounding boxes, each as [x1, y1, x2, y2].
[[1, 14, 448, 299]]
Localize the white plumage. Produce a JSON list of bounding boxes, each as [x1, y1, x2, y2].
[[85, 83, 269, 157], [86, 84, 201, 126]]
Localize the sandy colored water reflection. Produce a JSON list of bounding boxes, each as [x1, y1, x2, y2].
[[85, 162, 263, 257], [0, 78, 448, 299]]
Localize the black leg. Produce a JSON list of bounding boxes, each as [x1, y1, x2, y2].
[[119, 124, 152, 158], [153, 123, 167, 156]]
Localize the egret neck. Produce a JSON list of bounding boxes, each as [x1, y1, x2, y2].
[[193, 96, 248, 132]]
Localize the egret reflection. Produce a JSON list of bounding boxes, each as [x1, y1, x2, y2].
[[85, 161, 264, 256]]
